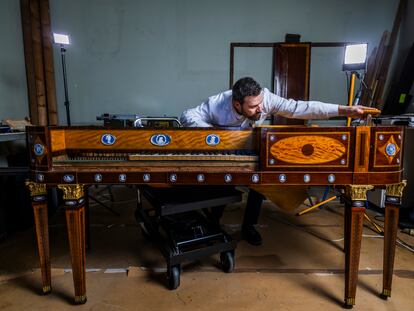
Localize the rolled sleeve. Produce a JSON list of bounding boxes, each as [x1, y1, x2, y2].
[[264, 89, 340, 120], [293, 101, 339, 119]]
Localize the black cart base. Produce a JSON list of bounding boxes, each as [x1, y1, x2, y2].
[[136, 186, 241, 289]]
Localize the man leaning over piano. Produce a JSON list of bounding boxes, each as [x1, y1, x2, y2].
[[180, 77, 367, 246]]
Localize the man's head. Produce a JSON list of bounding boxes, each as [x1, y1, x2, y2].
[[232, 77, 263, 121]]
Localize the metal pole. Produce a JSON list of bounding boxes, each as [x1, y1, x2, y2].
[[346, 72, 356, 127], [61, 45, 71, 126]]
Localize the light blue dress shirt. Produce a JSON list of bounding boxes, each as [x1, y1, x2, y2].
[[180, 88, 339, 128]]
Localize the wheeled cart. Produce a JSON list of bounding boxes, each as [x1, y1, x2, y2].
[[136, 186, 241, 289]]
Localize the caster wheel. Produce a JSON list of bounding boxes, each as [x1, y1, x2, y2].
[[167, 266, 180, 290], [220, 251, 235, 273]]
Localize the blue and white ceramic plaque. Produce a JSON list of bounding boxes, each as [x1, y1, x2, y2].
[[205, 134, 220, 146], [34, 143, 44, 156], [385, 143, 396, 156], [101, 134, 116, 146], [94, 174, 102, 182], [150, 134, 171, 146], [119, 174, 126, 182], [63, 174, 74, 183]]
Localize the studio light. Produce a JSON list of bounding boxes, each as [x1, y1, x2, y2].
[[343, 43, 368, 71], [53, 33, 70, 45]]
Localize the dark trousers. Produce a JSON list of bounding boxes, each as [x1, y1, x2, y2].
[[210, 189, 264, 227], [242, 189, 264, 227]]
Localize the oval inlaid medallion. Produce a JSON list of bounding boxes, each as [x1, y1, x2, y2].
[[270, 135, 346, 164]]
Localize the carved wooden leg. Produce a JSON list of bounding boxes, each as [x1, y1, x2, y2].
[[85, 188, 91, 250], [26, 182, 51, 295], [344, 201, 350, 254], [58, 184, 87, 304], [343, 185, 373, 308], [33, 201, 52, 294], [344, 202, 365, 308], [381, 181, 407, 300], [381, 203, 399, 299]]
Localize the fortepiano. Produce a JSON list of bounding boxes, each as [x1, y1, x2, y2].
[[26, 125, 407, 307]]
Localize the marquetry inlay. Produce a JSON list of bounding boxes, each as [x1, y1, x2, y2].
[[378, 135, 400, 164], [270, 135, 346, 164]]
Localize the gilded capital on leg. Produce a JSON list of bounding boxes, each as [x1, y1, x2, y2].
[[344, 185, 374, 201], [58, 184, 85, 200], [385, 180, 407, 198], [26, 181, 47, 196]]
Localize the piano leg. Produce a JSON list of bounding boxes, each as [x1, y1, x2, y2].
[[26, 182, 51, 295], [343, 185, 373, 308], [85, 188, 91, 250], [381, 181, 407, 300], [58, 184, 87, 305]]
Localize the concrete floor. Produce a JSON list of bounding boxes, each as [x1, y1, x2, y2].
[[0, 186, 413, 310]]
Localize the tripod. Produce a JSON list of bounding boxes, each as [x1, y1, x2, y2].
[[87, 185, 119, 216], [59, 46, 118, 215], [59, 44, 71, 126]]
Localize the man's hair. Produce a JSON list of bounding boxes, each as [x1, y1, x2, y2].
[[232, 77, 262, 104]]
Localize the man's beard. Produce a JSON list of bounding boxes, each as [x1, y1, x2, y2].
[[247, 112, 262, 121], [235, 105, 262, 121]]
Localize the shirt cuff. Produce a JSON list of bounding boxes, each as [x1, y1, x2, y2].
[[326, 104, 340, 118]]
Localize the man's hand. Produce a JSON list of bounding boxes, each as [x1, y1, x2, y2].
[[338, 105, 381, 118]]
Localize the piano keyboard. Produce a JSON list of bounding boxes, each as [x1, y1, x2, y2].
[[129, 152, 258, 161], [53, 151, 258, 163]]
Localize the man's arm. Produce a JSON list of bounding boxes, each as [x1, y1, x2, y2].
[[180, 103, 213, 127], [265, 90, 378, 120], [266, 95, 339, 119]]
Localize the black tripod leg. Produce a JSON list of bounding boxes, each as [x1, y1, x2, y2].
[[87, 194, 120, 216]]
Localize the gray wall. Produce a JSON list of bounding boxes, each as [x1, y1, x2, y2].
[[0, 0, 29, 120], [0, 0, 403, 124]]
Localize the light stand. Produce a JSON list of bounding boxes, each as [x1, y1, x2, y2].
[[53, 32, 118, 220], [347, 72, 357, 126], [60, 45, 71, 126], [343, 43, 368, 126], [53, 33, 71, 125]]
